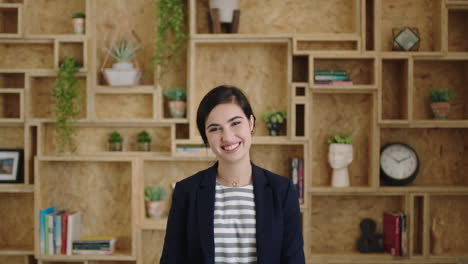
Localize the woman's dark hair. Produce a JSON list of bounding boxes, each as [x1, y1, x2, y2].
[[196, 85, 256, 144]]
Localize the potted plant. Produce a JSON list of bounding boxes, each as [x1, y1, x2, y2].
[[262, 110, 287, 136], [209, 0, 239, 23], [163, 87, 187, 118], [108, 131, 123, 151], [53, 56, 81, 153], [327, 134, 353, 187], [137, 130, 151, 152], [153, 0, 187, 81], [103, 39, 141, 86], [72, 12, 85, 34], [428, 88, 455, 120], [145, 185, 167, 218]]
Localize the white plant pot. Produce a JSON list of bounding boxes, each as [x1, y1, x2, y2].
[[209, 0, 239, 23], [104, 63, 141, 86], [328, 143, 353, 187]]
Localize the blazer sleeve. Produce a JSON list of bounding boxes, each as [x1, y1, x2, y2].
[[160, 183, 188, 264], [281, 180, 306, 264]]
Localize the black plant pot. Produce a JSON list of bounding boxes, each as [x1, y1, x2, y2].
[[267, 122, 282, 136]]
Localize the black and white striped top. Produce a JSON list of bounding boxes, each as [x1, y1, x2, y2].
[[214, 183, 257, 264]]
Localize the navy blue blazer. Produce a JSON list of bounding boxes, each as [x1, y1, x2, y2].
[[160, 162, 305, 264]]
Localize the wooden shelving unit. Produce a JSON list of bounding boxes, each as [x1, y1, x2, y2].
[[0, 0, 467, 264]]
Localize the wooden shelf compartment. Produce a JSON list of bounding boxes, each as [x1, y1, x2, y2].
[[309, 93, 377, 188], [448, 9, 468, 53], [293, 35, 360, 54], [381, 58, 410, 121], [141, 230, 165, 264], [428, 194, 468, 257], [94, 0, 187, 88], [0, 89, 22, 120], [40, 123, 172, 156], [27, 75, 87, 120], [379, 0, 444, 52], [191, 41, 290, 137], [0, 41, 54, 69], [413, 59, 468, 121], [56, 39, 86, 71], [364, 0, 375, 51], [35, 160, 136, 258], [0, 256, 32, 264], [94, 93, 154, 121], [0, 125, 26, 184], [306, 194, 406, 256], [292, 102, 306, 138], [193, 0, 360, 35], [0, 71, 25, 88], [381, 128, 468, 187], [0, 193, 34, 253], [293, 56, 309, 83], [25, 0, 86, 36], [0, 3, 21, 37], [312, 57, 376, 87]]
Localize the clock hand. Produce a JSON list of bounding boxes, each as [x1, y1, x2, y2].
[[399, 155, 411, 162]]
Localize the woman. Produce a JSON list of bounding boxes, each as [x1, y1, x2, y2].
[[160, 85, 305, 264]]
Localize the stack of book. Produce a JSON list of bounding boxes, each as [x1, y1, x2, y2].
[[383, 210, 407, 256], [291, 157, 304, 203], [39, 207, 81, 255], [313, 70, 353, 85], [72, 236, 117, 255]]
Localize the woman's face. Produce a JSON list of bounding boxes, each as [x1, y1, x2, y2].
[[205, 103, 255, 164]]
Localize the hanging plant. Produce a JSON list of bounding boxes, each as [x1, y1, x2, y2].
[[53, 56, 81, 153], [153, 0, 187, 81]]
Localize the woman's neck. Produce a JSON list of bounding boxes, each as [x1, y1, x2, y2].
[[217, 158, 252, 187]]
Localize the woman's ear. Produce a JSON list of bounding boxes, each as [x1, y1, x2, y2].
[[249, 115, 255, 132]]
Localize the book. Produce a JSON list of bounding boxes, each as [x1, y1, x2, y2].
[[39, 206, 55, 254], [298, 159, 304, 203], [291, 158, 298, 195], [61, 211, 70, 255], [383, 211, 401, 256], [66, 212, 81, 255], [73, 236, 116, 244], [314, 75, 350, 81], [314, 70, 347, 76], [400, 214, 407, 256], [314, 81, 353, 85], [46, 212, 55, 254], [72, 249, 113, 255], [54, 210, 65, 254]]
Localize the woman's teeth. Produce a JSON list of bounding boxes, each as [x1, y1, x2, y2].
[[223, 143, 239, 151]]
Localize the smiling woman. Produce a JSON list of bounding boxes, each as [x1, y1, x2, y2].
[[160, 85, 305, 264]]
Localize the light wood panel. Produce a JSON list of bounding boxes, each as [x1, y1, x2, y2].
[[448, 10, 468, 52], [0, 193, 34, 250], [381, 128, 468, 186], [141, 230, 165, 264], [381, 58, 409, 120], [195, 0, 358, 34], [310, 93, 374, 187], [0, 125, 23, 148], [193, 42, 289, 137], [94, 94, 153, 120], [251, 144, 304, 178], [0, 43, 54, 69]]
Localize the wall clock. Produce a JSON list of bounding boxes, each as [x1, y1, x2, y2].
[[380, 142, 419, 186]]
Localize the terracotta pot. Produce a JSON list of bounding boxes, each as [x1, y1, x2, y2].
[[267, 122, 282, 136], [146, 200, 165, 218], [430, 102, 450, 120], [72, 18, 85, 34], [138, 142, 151, 152], [169, 101, 186, 118]]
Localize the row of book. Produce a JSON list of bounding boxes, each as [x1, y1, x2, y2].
[[291, 157, 304, 203], [314, 70, 353, 86], [39, 206, 116, 255], [383, 210, 407, 256]]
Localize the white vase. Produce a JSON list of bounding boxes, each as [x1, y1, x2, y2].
[[209, 0, 239, 23], [104, 63, 141, 86], [72, 18, 85, 34], [328, 143, 353, 187]]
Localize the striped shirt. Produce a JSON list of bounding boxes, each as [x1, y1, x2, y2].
[[214, 183, 257, 264]]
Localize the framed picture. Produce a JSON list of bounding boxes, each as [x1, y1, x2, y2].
[[392, 27, 420, 51], [0, 149, 23, 183]]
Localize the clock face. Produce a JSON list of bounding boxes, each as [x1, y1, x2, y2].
[[380, 143, 419, 183]]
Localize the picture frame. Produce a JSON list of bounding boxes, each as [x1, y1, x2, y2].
[[0, 149, 23, 183], [392, 27, 420, 51]]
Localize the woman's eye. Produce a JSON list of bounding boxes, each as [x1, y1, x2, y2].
[[232, 121, 241, 126], [208, 127, 220, 132]]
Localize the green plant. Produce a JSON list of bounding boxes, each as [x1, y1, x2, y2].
[[108, 131, 123, 143], [163, 87, 186, 101], [109, 39, 140, 63], [428, 89, 455, 102], [328, 134, 353, 144], [153, 0, 187, 80], [53, 56, 81, 153], [72, 12, 85, 19], [137, 130, 151, 143], [262, 110, 287, 124], [145, 185, 167, 201]]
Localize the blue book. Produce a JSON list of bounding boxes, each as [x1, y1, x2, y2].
[[39, 206, 55, 254], [54, 211, 65, 254], [314, 70, 347, 76], [314, 75, 350, 81]]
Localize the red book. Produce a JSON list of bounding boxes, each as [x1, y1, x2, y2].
[[61, 212, 70, 255], [383, 211, 401, 256]]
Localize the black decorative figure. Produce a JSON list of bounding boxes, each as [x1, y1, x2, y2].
[[356, 218, 385, 253]]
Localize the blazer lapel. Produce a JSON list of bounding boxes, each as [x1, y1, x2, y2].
[[252, 163, 273, 264], [197, 162, 217, 264]]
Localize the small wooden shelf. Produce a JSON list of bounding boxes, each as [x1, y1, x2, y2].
[[0, 3, 22, 38], [95, 85, 155, 94], [310, 85, 377, 94], [36, 250, 134, 261], [0, 184, 34, 193], [56, 39, 86, 70], [0, 88, 22, 120], [140, 217, 167, 230], [0, 247, 34, 256]]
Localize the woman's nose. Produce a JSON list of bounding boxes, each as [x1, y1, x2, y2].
[[221, 127, 234, 141]]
